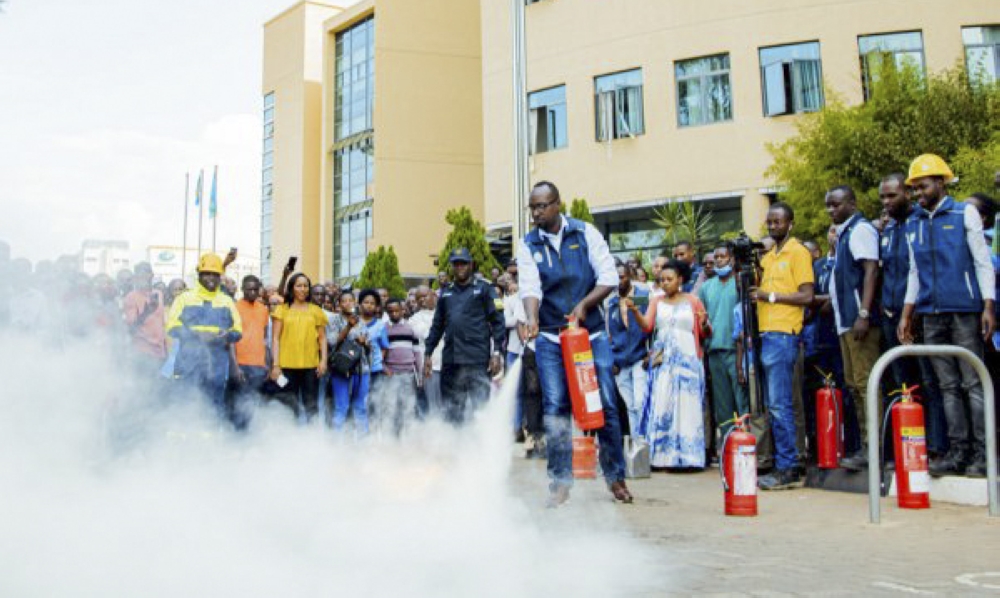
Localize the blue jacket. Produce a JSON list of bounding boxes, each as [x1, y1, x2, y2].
[[524, 217, 604, 334], [833, 213, 880, 328], [905, 196, 983, 315], [811, 256, 839, 351], [607, 287, 650, 368], [880, 212, 911, 316], [425, 278, 506, 367], [166, 282, 242, 381]]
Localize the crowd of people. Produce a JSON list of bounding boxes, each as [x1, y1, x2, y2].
[[1, 153, 997, 507], [605, 154, 999, 491]]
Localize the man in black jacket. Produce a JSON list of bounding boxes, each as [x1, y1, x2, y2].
[[424, 247, 505, 424]]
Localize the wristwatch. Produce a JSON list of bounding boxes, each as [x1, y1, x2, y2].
[[768, 292, 777, 304], [858, 309, 870, 320]]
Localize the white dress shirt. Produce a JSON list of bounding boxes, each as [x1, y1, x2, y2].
[[516, 215, 618, 342]]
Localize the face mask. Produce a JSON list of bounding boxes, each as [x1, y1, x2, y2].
[[715, 265, 732, 278]]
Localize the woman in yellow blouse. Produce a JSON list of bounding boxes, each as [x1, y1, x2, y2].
[[270, 272, 329, 420]]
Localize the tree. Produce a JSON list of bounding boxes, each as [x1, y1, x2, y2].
[[767, 63, 1000, 243], [436, 206, 500, 279], [355, 245, 406, 298], [651, 201, 714, 255], [568, 197, 595, 224]]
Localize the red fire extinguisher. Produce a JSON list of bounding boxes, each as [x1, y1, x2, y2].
[[720, 414, 757, 517], [815, 370, 844, 469], [559, 317, 605, 431], [889, 384, 930, 509]]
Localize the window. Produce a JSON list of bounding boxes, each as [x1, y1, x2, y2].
[[260, 91, 275, 281], [528, 85, 567, 153], [963, 26, 1000, 84], [676, 54, 732, 127], [594, 69, 644, 141], [759, 42, 824, 116], [334, 17, 375, 140], [858, 31, 925, 100], [333, 17, 376, 281]]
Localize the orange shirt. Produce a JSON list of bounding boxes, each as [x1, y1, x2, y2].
[[235, 300, 269, 367]]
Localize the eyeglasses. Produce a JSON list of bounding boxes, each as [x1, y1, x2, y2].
[[529, 199, 558, 213]]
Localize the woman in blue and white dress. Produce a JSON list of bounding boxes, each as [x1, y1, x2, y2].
[[630, 259, 708, 469]]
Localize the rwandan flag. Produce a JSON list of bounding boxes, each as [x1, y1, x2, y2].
[[194, 169, 204, 207], [209, 165, 218, 219]]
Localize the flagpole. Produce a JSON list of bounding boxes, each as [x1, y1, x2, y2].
[[211, 165, 218, 253], [196, 168, 204, 260], [181, 172, 190, 280]]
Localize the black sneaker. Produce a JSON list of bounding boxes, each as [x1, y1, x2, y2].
[[965, 449, 987, 478], [758, 468, 803, 491], [840, 451, 869, 472], [929, 447, 966, 477]]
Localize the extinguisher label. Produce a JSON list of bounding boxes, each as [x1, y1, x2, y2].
[[573, 351, 603, 413], [734, 448, 756, 496], [901, 426, 925, 437]]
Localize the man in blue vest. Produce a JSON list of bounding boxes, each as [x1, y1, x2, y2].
[[608, 263, 650, 437], [879, 173, 948, 457], [824, 186, 881, 470], [899, 154, 996, 478], [518, 181, 631, 507]]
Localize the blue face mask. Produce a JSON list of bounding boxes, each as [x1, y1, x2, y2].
[[715, 265, 733, 278]]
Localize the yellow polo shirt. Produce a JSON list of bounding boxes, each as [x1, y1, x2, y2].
[[757, 238, 814, 335]]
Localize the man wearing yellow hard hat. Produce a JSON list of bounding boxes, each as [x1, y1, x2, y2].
[[898, 154, 995, 478], [165, 253, 243, 422]]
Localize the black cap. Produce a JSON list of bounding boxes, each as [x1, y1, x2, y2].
[[448, 247, 473, 263]]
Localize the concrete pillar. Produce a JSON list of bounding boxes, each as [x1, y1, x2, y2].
[[741, 191, 772, 239]]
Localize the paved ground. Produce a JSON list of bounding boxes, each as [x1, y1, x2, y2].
[[509, 455, 1000, 596]]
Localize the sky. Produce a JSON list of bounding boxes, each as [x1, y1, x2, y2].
[[0, 0, 350, 265]]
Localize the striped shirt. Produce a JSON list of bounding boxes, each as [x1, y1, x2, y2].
[[384, 319, 419, 374]]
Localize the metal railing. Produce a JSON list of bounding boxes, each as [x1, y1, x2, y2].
[[867, 345, 997, 523]]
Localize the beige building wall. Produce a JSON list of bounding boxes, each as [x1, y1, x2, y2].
[[262, 1, 343, 283], [319, 0, 484, 280], [481, 0, 1000, 235]]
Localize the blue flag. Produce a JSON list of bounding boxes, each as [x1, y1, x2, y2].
[[194, 169, 204, 207], [209, 166, 218, 219]]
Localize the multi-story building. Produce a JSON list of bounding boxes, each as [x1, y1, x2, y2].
[[80, 239, 130, 277], [262, 0, 483, 284], [482, 0, 1000, 261], [263, 0, 1000, 282]]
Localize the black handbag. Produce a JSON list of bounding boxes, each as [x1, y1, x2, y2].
[[329, 337, 364, 376]]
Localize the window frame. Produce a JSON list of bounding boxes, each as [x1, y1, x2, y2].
[[593, 68, 645, 142], [857, 30, 926, 101], [674, 53, 734, 128], [528, 84, 568, 154], [962, 25, 1000, 84], [758, 41, 824, 117]]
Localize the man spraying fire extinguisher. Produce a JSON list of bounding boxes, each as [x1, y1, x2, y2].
[[517, 181, 632, 508]]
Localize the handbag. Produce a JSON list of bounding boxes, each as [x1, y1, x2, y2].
[[329, 337, 364, 377]]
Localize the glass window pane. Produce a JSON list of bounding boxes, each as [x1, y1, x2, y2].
[[677, 78, 702, 127]]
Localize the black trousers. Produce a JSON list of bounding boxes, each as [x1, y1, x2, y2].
[[276, 368, 319, 419], [520, 348, 544, 436], [440, 363, 491, 424]]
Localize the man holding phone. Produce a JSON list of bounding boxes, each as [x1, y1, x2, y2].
[[608, 263, 650, 437]]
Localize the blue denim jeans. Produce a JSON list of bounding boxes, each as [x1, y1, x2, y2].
[[332, 372, 370, 435], [535, 333, 626, 488], [614, 359, 648, 437], [761, 332, 800, 470]]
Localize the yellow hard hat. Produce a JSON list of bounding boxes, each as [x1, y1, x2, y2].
[[197, 253, 225, 274], [906, 154, 955, 185]]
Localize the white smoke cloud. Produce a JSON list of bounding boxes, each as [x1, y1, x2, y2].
[[0, 331, 670, 597]]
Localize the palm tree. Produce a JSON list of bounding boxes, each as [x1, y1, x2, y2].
[[651, 201, 714, 254]]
